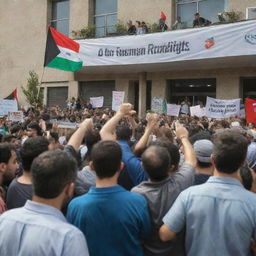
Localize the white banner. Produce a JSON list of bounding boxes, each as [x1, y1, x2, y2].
[[57, 121, 79, 129], [167, 104, 181, 117], [190, 105, 206, 117], [78, 20, 256, 66], [8, 111, 24, 122], [112, 91, 125, 111], [205, 97, 240, 118], [90, 96, 104, 108], [0, 99, 18, 116], [151, 97, 164, 113]]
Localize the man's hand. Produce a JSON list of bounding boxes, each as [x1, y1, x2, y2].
[[146, 113, 159, 130], [118, 103, 136, 116], [80, 118, 93, 131], [175, 122, 188, 139]]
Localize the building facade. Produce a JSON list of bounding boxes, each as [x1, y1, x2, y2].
[[1, 0, 256, 116]]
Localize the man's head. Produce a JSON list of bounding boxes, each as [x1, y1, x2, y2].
[[142, 145, 170, 181], [195, 12, 200, 19], [20, 137, 49, 172], [31, 150, 77, 199], [27, 122, 42, 137], [0, 143, 18, 179], [212, 130, 248, 174], [47, 132, 59, 151], [116, 126, 132, 141], [194, 139, 213, 168], [90, 140, 122, 179], [177, 16, 181, 22]]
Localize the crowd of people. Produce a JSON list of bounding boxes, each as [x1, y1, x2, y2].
[[127, 13, 212, 35], [0, 102, 256, 255]]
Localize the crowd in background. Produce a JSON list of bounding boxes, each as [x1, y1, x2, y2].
[[0, 102, 256, 255]]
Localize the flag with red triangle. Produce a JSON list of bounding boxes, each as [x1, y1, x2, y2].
[[4, 89, 18, 101]]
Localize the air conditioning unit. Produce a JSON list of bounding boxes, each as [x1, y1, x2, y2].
[[246, 7, 256, 19]]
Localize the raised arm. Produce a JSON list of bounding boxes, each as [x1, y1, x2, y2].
[[67, 119, 93, 151], [176, 122, 196, 167], [100, 103, 136, 141]]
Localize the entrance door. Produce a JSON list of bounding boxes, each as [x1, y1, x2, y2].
[[47, 87, 68, 108], [242, 77, 256, 100], [167, 78, 216, 106]]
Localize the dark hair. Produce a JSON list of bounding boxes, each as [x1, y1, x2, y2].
[[142, 145, 170, 181], [27, 122, 42, 136], [83, 129, 101, 161], [2, 135, 16, 143], [213, 130, 248, 174], [116, 126, 132, 141], [195, 12, 200, 16], [190, 131, 212, 145], [239, 165, 253, 191], [0, 143, 14, 164], [31, 150, 77, 199], [49, 132, 59, 143], [197, 161, 212, 169], [91, 141, 122, 179], [10, 124, 22, 134], [20, 137, 49, 171]]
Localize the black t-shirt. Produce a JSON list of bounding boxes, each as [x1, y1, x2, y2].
[[193, 17, 210, 27]]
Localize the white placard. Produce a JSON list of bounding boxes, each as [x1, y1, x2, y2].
[[8, 111, 24, 122], [57, 121, 79, 129], [205, 97, 240, 118], [90, 96, 104, 108], [0, 99, 18, 116], [112, 91, 125, 111], [167, 104, 181, 117], [151, 97, 164, 113], [190, 105, 205, 117], [78, 20, 256, 67]]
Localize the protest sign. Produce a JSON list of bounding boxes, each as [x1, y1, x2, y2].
[[190, 105, 205, 117], [151, 97, 164, 113], [90, 96, 104, 108], [0, 99, 18, 116], [167, 104, 181, 117], [57, 121, 78, 129], [205, 97, 240, 118], [112, 91, 125, 111], [8, 111, 24, 122]]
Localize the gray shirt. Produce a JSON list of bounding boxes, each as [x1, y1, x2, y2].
[[132, 163, 195, 256], [0, 200, 89, 256], [75, 166, 96, 196]]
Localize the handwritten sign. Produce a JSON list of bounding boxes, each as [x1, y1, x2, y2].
[[167, 104, 181, 117], [8, 111, 24, 122], [90, 96, 104, 108], [0, 99, 18, 116], [190, 105, 206, 117], [151, 97, 164, 113], [112, 91, 125, 111]]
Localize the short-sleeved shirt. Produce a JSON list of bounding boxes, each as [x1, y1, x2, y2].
[[132, 163, 194, 256], [163, 176, 256, 256], [67, 185, 151, 256], [0, 200, 89, 256], [6, 178, 32, 209]]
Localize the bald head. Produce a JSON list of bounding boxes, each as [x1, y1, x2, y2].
[[142, 145, 170, 181]]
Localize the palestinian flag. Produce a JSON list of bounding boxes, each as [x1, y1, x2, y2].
[[5, 89, 18, 100], [44, 27, 83, 72]]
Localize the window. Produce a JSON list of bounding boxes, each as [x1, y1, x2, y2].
[[94, 0, 117, 37], [51, 0, 70, 36], [177, 0, 227, 27]]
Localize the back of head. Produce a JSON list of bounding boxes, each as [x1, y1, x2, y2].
[[239, 165, 253, 191], [0, 143, 14, 164], [83, 129, 101, 160], [213, 130, 248, 174], [194, 139, 213, 168], [91, 140, 122, 179], [31, 150, 77, 199], [116, 126, 132, 141], [142, 145, 170, 181], [10, 124, 22, 134], [21, 137, 49, 171]]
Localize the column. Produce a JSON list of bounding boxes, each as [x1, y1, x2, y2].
[[115, 78, 130, 102], [139, 72, 147, 118], [68, 81, 79, 100], [151, 77, 167, 99], [216, 74, 240, 99]]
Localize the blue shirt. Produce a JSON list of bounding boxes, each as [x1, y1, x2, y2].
[[0, 200, 89, 256], [67, 185, 151, 256], [118, 140, 148, 185], [163, 176, 256, 256]]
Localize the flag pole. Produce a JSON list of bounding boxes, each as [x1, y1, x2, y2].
[[36, 67, 46, 107]]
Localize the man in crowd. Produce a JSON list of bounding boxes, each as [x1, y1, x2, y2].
[[193, 12, 211, 28], [0, 143, 18, 214], [67, 140, 151, 256], [132, 122, 196, 256], [0, 150, 89, 256], [159, 130, 256, 256], [172, 16, 187, 30], [6, 137, 49, 209]]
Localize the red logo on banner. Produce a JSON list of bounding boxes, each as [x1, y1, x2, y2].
[[205, 37, 215, 49]]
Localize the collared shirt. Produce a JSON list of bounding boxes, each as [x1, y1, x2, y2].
[[118, 140, 148, 185], [67, 185, 151, 256], [0, 200, 89, 256], [163, 176, 256, 256]]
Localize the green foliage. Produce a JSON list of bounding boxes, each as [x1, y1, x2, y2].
[[21, 71, 44, 107], [147, 23, 162, 33], [222, 11, 242, 22], [115, 22, 127, 35], [72, 25, 96, 39]]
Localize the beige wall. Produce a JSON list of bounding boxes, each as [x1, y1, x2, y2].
[[118, 0, 173, 27], [229, 0, 256, 19]]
